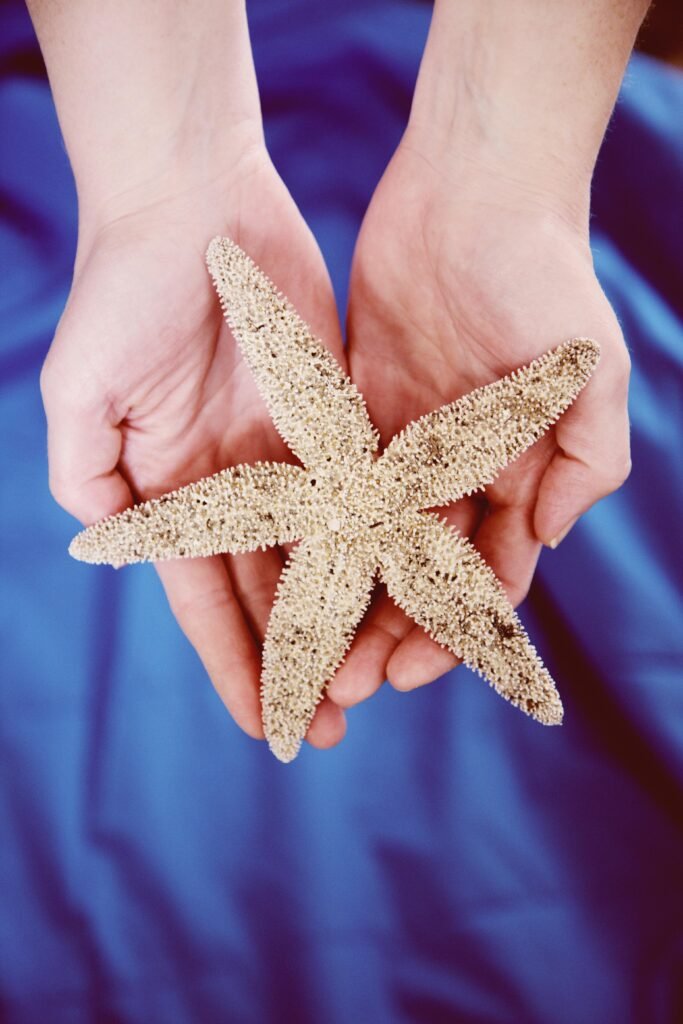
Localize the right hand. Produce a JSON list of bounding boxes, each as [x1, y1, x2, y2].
[[325, 137, 630, 709], [42, 142, 349, 751]]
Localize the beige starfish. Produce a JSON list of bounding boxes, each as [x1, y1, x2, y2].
[[69, 237, 600, 763]]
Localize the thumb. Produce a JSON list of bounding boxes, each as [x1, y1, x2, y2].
[[40, 355, 133, 526], [534, 342, 632, 547]]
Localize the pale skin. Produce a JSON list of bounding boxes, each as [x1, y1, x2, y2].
[[29, 0, 647, 748]]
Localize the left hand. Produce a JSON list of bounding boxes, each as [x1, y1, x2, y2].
[[43, 147, 349, 751], [327, 135, 631, 708]]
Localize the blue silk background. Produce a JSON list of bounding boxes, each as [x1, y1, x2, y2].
[[1, 1, 682, 1021]]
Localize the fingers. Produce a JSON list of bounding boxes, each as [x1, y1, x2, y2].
[[326, 585, 411, 707], [228, 546, 286, 643], [471, 503, 542, 609], [534, 346, 632, 546], [385, 624, 462, 693], [160, 548, 347, 751], [156, 556, 266, 740], [41, 360, 133, 524], [304, 695, 348, 751]]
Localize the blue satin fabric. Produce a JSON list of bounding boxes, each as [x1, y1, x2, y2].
[[1, 2, 682, 1021]]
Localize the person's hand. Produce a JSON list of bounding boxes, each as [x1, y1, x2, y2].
[[326, 0, 644, 711], [326, 135, 631, 708], [41, 143, 349, 750]]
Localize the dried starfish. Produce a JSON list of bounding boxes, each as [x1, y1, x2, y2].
[[69, 237, 600, 763]]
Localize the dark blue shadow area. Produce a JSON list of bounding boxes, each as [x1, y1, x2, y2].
[[1, 2, 682, 1022]]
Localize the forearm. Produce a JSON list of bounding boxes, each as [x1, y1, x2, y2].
[[26, 0, 263, 220], [408, 0, 650, 226]]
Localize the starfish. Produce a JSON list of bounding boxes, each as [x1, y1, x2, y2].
[[69, 237, 600, 763]]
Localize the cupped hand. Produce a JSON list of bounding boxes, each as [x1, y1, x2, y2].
[[42, 143, 348, 750], [327, 136, 631, 709]]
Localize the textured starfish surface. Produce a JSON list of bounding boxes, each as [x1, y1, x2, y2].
[[69, 237, 600, 763]]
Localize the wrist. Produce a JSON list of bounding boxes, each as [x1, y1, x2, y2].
[[75, 117, 266, 234], [407, 0, 648, 231], [401, 120, 592, 236], [31, 0, 264, 225]]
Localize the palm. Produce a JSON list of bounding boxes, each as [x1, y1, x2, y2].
[[48, 148, 348, 747], [328, 140, 630, 706]]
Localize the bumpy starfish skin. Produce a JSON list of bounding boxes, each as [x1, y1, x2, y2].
[[261, 532, 377, 761], [377, 340, 600, 511], [208, 235, 380, 471], [378, 512, 563, 724], [69, 236, 600, 763], [70, 462, 319, 568]]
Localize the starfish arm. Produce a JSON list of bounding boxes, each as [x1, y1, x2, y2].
[[261, 531, 377, 763], [377, 338, 600, 511], [68, 462, 317, 567], [206, 237, 379, 469], [379, 511, 563, 725]]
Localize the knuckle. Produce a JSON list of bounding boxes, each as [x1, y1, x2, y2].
[[503, 578, 530, 609], [234, 716, 266, 742], [614, 453, 633, 487], [168, 584, 236, 625], [386, 667, 414, 692], [47, 472, 73, 511], [39, 360, 55, 403], [510, 584, 530, 609], [599, 451, 632, 491], [327, 686, 359, 710], [612, 347, 632, 391]]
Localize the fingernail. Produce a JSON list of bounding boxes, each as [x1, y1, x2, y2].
[[547, 516, 579, 550]]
